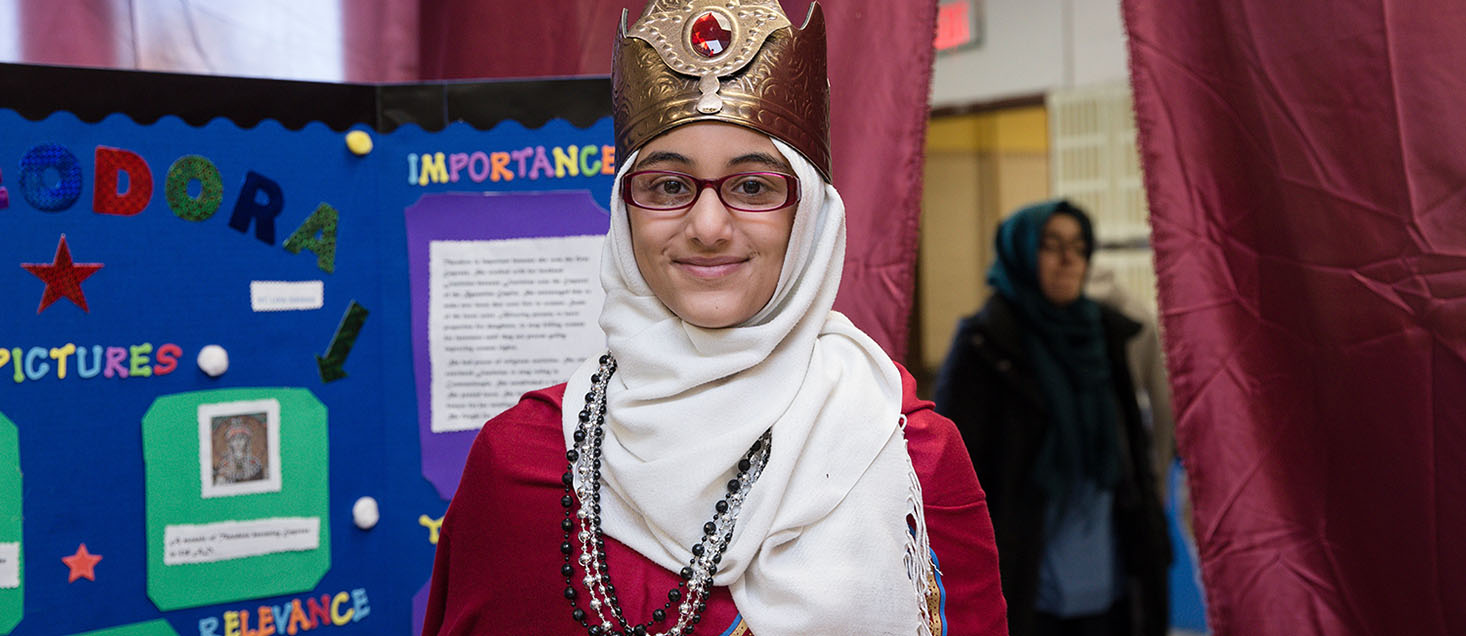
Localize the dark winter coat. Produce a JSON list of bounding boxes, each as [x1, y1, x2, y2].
[[934, 293, 1172, 636]]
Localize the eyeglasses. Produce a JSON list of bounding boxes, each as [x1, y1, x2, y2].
[[1039, 238, 1089, 258], [621, 170, 800, 213]]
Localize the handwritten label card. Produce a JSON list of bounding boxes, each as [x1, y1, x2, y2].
[[250, 280, 325, 312]]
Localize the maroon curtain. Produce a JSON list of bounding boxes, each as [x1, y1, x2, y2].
[[19, 0, 129, 68], [421, 0, 939, 358], [14, 0, 420, 82], [343, 1, 420, 82], [1124, 1, 1466, 635]]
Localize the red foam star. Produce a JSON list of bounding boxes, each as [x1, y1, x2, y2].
[[62, 543, 102, 582], [22, 235, 103, 313]]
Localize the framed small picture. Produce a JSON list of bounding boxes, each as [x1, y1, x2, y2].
[[198, 399, 282, 498]]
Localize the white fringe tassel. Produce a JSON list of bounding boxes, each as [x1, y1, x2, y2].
[[900, 414, 937, 636]]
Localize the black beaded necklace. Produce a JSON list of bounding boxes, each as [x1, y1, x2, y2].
[[560, 354, 772, 636]]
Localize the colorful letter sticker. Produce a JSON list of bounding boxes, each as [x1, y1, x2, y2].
[[19, 143, 82, 211], [283, 203, 339, 274], [228, 171, 285, 245], [93, 146, 154, 217], [164, 155, 224, 222], [142, 389, 330, 611], [0, 412, 21, 635]]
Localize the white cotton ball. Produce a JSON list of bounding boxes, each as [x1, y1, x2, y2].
[[353, 496, 380, 530], [197, 344, 229, 377]]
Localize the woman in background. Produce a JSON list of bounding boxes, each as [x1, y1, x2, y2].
[[936, 200, 1169, 636]]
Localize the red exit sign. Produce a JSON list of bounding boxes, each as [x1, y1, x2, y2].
[[934, 0, 982, 52]]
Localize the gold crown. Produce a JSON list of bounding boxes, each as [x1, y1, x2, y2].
[[612, 0, 831, 181]]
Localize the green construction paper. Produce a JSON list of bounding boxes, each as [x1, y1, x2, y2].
[[68, 619, 180, 636], [0, 412, 21, 635], [142, 389, 330, 611]]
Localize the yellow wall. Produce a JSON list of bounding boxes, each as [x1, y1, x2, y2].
[[915, 106, 1049, 383], [926, 107, 1049, 154]]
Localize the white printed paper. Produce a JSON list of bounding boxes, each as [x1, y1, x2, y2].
[[250, 280, 324, 312], [429, 236, 606, 433], [0, 542, 18, 589], [163, 517, 319, 565]]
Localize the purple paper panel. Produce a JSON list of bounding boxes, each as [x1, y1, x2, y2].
[[407, 191, 609, 500]]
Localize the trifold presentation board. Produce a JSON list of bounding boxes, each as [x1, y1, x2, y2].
[[0, 64, 616, 635]]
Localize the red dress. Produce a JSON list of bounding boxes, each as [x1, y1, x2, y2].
[[422, 363, 1008, 635]]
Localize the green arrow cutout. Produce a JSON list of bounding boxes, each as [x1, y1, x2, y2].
[[317, 301, 369, 382]]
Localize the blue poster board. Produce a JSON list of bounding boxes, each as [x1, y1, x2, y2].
[[0, 69, 615, 635]]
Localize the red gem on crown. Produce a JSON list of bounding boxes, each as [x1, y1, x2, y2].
[[690, 12, 732, 57]]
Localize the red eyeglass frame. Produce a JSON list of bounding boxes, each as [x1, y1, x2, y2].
[[620, 170, 800, 213]]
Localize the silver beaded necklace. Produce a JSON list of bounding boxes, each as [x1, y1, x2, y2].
[[561, 353, 772, 636]]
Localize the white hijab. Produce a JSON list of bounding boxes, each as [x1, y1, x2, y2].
[[564, 137, 933, 635]]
